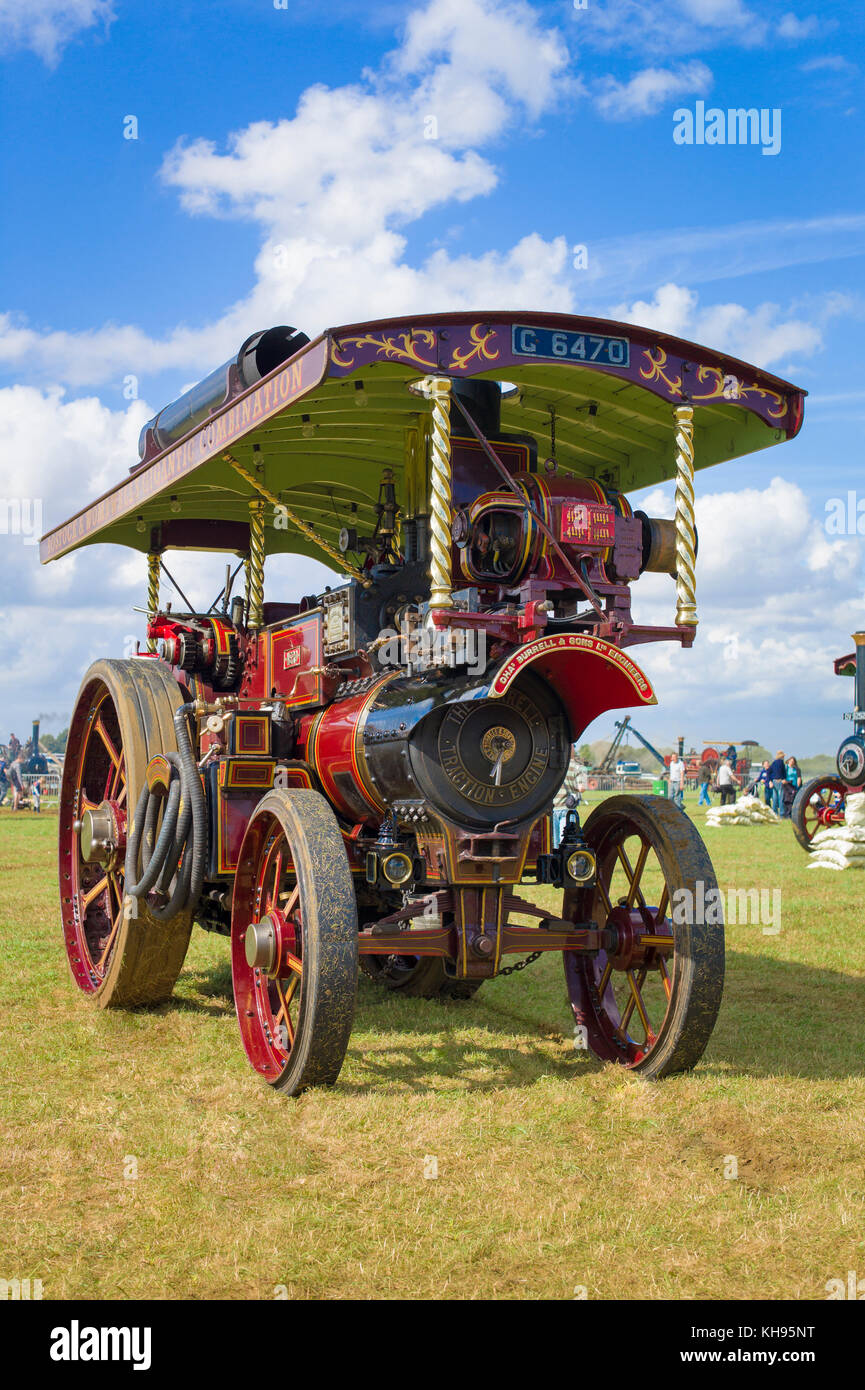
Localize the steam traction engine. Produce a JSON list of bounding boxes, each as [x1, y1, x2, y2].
[[41, 312, 806, 1090], [792, 634, 865, 849]]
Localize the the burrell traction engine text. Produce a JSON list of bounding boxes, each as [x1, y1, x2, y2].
[[47, 312, 806, 1093]]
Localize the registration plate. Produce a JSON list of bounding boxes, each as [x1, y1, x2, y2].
[[560, 501, 616, 545], [512, 325, 629, 367]]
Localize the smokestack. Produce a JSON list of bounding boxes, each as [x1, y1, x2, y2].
[[135, 325, 310, 466]]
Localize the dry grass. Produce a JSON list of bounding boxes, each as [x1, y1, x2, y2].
[[1, 795, 863, 1300]]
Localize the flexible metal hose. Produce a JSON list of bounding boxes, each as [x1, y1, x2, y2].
[[125, 704, 207, 922]]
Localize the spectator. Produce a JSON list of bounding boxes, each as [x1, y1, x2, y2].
[[8, 732, 20, 763], [8, 757, 24, 812], [31, 778, 42, 814], [697, 760, 712, 807], [751, 759, 772, 805], [0, 758, 8, 808], [767, 749, 787, 817], [716, 756, 740, 806], [668, 753, 686, 811], [786, 756, 802, 793]]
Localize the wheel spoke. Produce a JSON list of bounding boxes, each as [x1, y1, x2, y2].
[[96, 904, 123, 970], [597, 957, 613, 1000], [625, 840, 650, 908], [616, 841, 648, 908], [595, 875, 614, 918], [624, 969, 651, 1038], [95, 717, 121, 769], [273, 975, 299, 1047], [280, 884, 300, 918], [272, 849, 283, 905], [284, 951, 304, 977], [81, 875, 109, 910], [655, 883, 669, 925], [109, 753, 126, 800], [658, 955, 673, 1001]]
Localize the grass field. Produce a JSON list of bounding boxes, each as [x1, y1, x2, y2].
[[1, 795, 863, 1301]]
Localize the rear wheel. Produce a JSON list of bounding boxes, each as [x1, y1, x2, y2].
[[231, 789, 358, 1094], [791, 775, 847, 851], [563, 795, 724, 1080], [59, 659, 194, 1007]]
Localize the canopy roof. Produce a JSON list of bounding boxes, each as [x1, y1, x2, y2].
[[40, 310, 805, 568]]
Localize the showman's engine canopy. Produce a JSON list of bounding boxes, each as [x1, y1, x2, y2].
[[42, 310, 805, 1092]]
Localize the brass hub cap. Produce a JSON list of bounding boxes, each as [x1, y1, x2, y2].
[[245, 910, 297, 977], [77, 801, 124, 868]]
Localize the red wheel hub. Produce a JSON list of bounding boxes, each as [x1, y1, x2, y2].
[[605, 905, 672, 971]]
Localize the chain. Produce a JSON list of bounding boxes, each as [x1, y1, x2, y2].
[[497, 950, 543, 978], [223, 450, 372, 588]]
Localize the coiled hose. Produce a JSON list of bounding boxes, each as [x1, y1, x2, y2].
[[125, 704, 207, 922]]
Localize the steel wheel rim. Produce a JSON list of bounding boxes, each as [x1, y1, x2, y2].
[[232, 813, 305, 1082], [61, 681, 128, 991]]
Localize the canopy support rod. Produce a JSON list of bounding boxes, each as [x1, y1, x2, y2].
[[146, 552, 160, 652], [159, 559, 195, 616], [419, 377, 455, 611], [248, 500, 265, 629], [223, 451, 372, 588], [673, 405, 698, 628]]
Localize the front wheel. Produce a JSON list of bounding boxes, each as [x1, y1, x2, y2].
[[231, 789, 358, 1095], [791, 776, 847, 851], [563, 795, 724, 1080], [59, 658, 194, 1007]]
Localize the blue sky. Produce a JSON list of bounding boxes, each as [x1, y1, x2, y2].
[[1, 0, 864, 754]]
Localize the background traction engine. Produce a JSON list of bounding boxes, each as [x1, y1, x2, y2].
[[47, 312, 803, 1096], [792, 631, 865, 849]]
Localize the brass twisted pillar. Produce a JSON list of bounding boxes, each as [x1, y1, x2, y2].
[[673, 404, 698, 628], [247, 499, 266, 629], [421, 376, 454, 611], [146, 551, 161, 652]]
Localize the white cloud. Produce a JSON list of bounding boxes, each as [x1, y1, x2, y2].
[[392, 0, 573, 125], [778, 13, 819, 41], [581, 0, 768, 54], [0, 0, 113, 65], [627, 476, 863, 730], [800, 54, 854, 73], [611, 282, 822, 367], [596, 61, 712, 119]]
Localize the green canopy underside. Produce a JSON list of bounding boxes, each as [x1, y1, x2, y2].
[[45, 357, 793, 568]]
